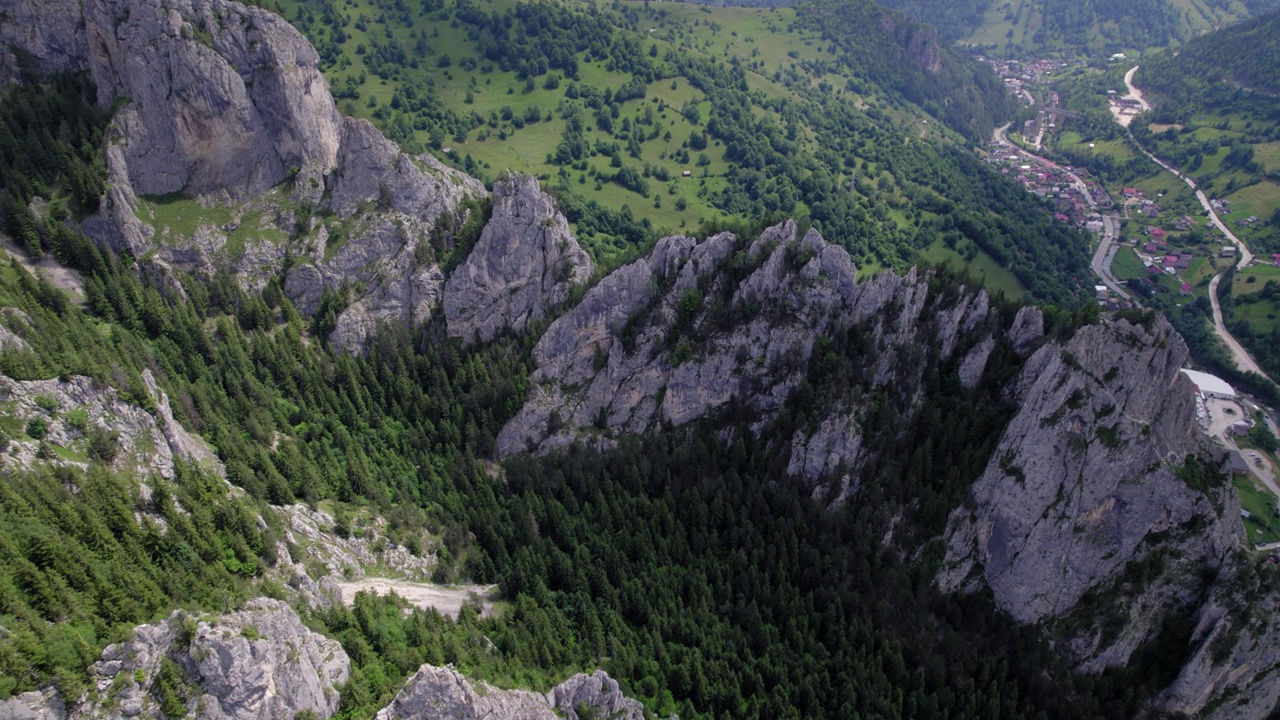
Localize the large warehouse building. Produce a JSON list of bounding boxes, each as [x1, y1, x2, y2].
[[1181, 368, 1238, 400]]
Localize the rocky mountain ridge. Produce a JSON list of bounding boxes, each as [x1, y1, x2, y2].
[[1, 0, 596, 354], [0, 600, 642, 720], [3, 0, 1280, 714], [494, 214, 1278, 714], [498, 219, 996, 462]]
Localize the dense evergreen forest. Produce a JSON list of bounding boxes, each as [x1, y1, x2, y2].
[[1140, 9, 1280, 101], [0, 69, 1223, 719]]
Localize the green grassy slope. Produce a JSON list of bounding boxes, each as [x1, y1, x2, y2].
[[281, 0, 1093, 303]]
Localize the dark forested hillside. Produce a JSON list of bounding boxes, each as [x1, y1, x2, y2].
[[1140, 9, 1280, 104], [878, 0, 1280, 56]]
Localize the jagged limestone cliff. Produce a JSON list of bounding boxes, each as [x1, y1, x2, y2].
[[4, 0, 1279, 712], [0, 599, 642, 720], [498, 219, 995, 466], [939, 315, 1238, 664], [443, 173, 593, 345], [1, 0, 495, 354]]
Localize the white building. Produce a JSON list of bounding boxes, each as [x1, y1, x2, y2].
[[1181, 369, 1237, 400]]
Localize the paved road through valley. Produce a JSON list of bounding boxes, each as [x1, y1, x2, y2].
[[1120, 66, 1268, 380], [992, 123, 1130, 299]]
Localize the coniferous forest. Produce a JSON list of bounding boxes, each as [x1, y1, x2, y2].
[[0, 63, 1248, 719], [12, 0, 1280, 711]]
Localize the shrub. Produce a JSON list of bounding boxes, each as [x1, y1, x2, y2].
[[63, 407, 89, 431], [25, 416, 48, 440], [87, 426, 120, 463]]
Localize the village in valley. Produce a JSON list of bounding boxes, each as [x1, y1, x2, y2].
[[980, 56, 1255, 310], [981, 54, 1280, 552]]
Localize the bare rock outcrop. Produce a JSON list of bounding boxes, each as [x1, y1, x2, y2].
[[0, 0, 84, 83], [1156, 577, 1280, 719], [375, 666, 642, 720], [444, 173, 592, 344], [79, 144, 154, 257], [548, 670, 645, 720], [81, 0, 342, 199], [270, 503, 437, 609], [498, 220, 994, 463], [0, 371, 219, 480], [0, 689, 65, 720], [329, 119, 483, 219], [938, 314, 1240, 670], [3, 0, 486, 353], [279, 121, 483, 348], [76, 599, 349, 720]]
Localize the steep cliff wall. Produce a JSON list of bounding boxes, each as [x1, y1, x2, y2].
[[0, 0, 83, 83], [498, 219, 998, 467], [2, 0, 490, 354], [81, 0, 342, 199], [935, 313, 1280, 713], [444, 173, 593, 345]]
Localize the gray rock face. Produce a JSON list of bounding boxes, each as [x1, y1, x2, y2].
[[1157, 582, 1280, 719], [141, 369, 225, 477], [0, 371, 219, 480], [1007, 305, 1044, 356], [374, 666, 642, 720], [77, 599, 349, 720], [81, 0, 342, 199], [0, 690, 65, 720], [938, 315, 1239, 670], [498, 220, 993, 463], [0, 0, 84, 83], [188, 599, 350, 719], [329, 119, 483, 219], [4, 0, 487, 354], [548, 670, 645, 720], [444, 173, 592, 344], [79, 144, 154, 256]]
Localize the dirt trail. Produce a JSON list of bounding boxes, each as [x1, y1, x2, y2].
[[337, 578, 498, 618]]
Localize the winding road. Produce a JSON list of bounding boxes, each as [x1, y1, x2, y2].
[[1118, 66, 1266, 379], [992, 123, 1130, 299]]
